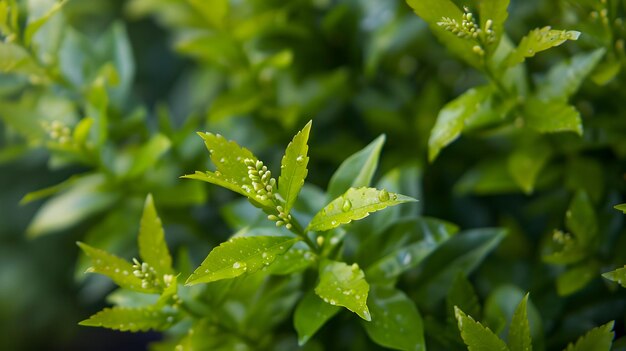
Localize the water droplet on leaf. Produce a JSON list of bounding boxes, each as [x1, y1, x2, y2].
[[342, 199, 352, 212], [379, 189, 390, 201]]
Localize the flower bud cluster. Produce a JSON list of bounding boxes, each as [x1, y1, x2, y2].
[[437, 7, 496, 55], [42, 120, 72, 145], [267, 205, 293, 230], [244, 158, 276, 201], [132, 258, 160, 290]]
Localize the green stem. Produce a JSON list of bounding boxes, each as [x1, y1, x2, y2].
[[288, 215, 320, 254]]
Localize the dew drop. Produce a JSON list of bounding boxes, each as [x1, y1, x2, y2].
[[296, 155, 304, 163], [379, 189, 390, 201], [342, 199, 352, 212], [233, 262, 241, 269], [262, 252, 268, 259], [402, 253, 412, 265], [331, 220, 338, 226], [329, 299, 336, 305]]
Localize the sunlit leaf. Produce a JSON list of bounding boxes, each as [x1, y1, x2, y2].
[[602, 266, 626, 288], [79, 306, 178, 332], [315, 260, 371, 321], [614, 204, 626, 214], [278, 120, 311, 213], [138, 194, 173, 279], [185, 236, 298, 285], [508, 294, 532, 351], [307, 187, 416, 232], [563, 321, 614, 351], [77, 242, 156, 293], [507, 27, 580, 66]]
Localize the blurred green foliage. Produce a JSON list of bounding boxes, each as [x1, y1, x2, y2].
[[0, 0, 626, 350]]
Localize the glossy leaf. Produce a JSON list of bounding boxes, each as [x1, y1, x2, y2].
[[537, 49, 605, 101], [307, 187, 416, 232], [508, 294, 532, 351], [523, 98, 582, 135], [278, 120, 311, 212], [455, 306, 509, 351], [507, 27, 580, 66], [79, 306, 178, 332], [428, 86, 494, 162], [77, 242, 156, 293], [363, 286, 425, 351], [602, 266, 626, 288], [185, 236, 298, 285], [294, 290, 341, 345], [138, 194, 173, 278], [563, 321, 614, 351], [315, 260, 371, 321], [327, 134, 385, 200]]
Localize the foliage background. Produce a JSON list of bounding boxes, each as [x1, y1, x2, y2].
[[0, 0, 625, 349]]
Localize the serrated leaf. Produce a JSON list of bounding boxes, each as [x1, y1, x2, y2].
[[455, 306, 509, 351], [185, 236, 298, 285], [404, 0, 481, 67], [428, 86, 494, 162], [602, 266, 626, 288], [79, 306, 178, 332], [327, 135, 385, 200], [566, 191, 597, 245], [614, 204, 626, 214], [363, 286, 425, 351], [294, 290, 341, 346], [77, 242, 156, 293], [508, 294, 532, 351], [183, 132, 273, 208], [537, 49, 605, 101], [315, 260, 371, 321], [24, 0, 66, 47], [523, 98, 582, 135], [307, 187, 416, 232], [266, 247, 316, 275], [507, 27, 580, 66], [138, 194, 173, 280], [278, 120, 311, 213], [564, 321, 614, 351]]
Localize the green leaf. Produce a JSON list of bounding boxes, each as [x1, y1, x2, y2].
[[26, 175, 118, 237], [315, 260, 371, 321], [79, 306, 178, 332], [507, 138, 552, 194], [479, 0, 509, 47], [363, 286, 425, 351], [156, 275, 178, 307], [24, 0, 67, 47], [0, 41, 45, 76], [126, 134, 171, 178], [77, 242, 156, 293], [138, 194, 173, 279], [182, 132, 273, 208], [185, 236, 298, 285], [307, 187, 417, 232], [563, 321, 614, 351], [278, 120, 311, 213], [507, 27, 580, 66], [455, 306, 509, 351], [508, 294, 532, 351], [557, 262, 599, 296], [613, 204, 626, 214], [523, 98, 582, 135], [294, 290, 341, 346], [428, 86, 494, 162], [266, 247, 316, 275], [602, 266, 626, 288], [566, 191, 597, 245], [537, 49, 605, 101], [447, 273, 481, 324], [327, 135, 385, 200], [404, 0, 481, 67]]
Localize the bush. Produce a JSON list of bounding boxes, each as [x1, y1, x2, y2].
[[1, 0, 625, 350]]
